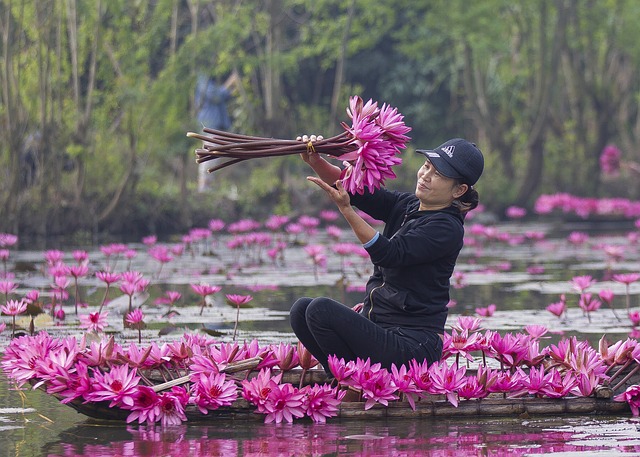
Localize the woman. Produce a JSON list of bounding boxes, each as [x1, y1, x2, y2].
[[290, 138, 484, 375]]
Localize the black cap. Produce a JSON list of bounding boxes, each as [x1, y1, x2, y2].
[[416, 138, 484, 185]]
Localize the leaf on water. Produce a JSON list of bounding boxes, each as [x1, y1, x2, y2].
[[25, 302, 45, 316], [200, 328, 224, 337], [158, 325, 178, 336]]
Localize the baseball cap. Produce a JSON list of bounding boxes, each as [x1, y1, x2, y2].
[[416, 138, 484, 185]]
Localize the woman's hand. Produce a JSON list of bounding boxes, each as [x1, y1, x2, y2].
[[306, 176, 351, 212]]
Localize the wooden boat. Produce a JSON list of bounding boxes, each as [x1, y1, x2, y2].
[[36, 360, 636, 423]]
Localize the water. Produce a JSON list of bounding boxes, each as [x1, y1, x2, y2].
[[2, 219, 640, 455], [2, 371, 640, 456]]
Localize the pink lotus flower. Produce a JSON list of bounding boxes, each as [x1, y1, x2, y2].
[[241, 368, 283, 413], [578, 293, 601, 322], [44, 249, 64, 265], [192, 372, 238, 414], [148, 245, 173, 277], [1, 332, 57, 385], [391, 363, 421, 410], [243, 339, 278, 370], [2, 298, 27, 316], [304, 384, 345, 423], [85, 364, 141, 407], [613, 273, 640, 311], [339, 96, 410, 194], [79, 311, 109, 333], [505, 206, 527, 219], [614, 385, 640, 416], [142, 235, 157, 246], [570, 275, 595, 293], [457, 375, 486, 400], [574, 371, 600, 397], [226, 294, 253, 339], [48, 360, 92, 404], [612, 273, 640, 285], [157, 386, 189, 426], [452, 316, 483, 333], [125, 385, 161, 424], [475, 304, 496, 317], [96, 271, 120, 285], [489, 332, 529, 369], [487, 370, 524, 394], [208, 218, 226, 232], [442, 329, 480, 364], [262, 382, 306, 424], [191, 283, 222, 315], [0, 233, 18, 247], [427, 361, 466, 407], [0, 280, 18, 297], [567, 231, 589, 245], [524, 325, 548, 339], [327, 355, 356, 384], [546, 295, 567, 318], [271, 342, 299, 371], [354, 364, 398, 410], [408, 358, 433, 393], [125, 308, 144, 325], [541, 369, 577, 399]]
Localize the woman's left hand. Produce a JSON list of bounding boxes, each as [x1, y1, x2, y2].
[[307, 176, 351, 211]]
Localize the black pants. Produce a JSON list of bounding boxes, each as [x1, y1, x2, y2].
[[290, 296, 442, 375]]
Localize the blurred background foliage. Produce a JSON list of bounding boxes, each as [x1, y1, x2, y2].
[[2, 0, 640, 242]]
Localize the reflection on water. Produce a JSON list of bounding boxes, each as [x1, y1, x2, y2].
[[31, 416, 640, 457]]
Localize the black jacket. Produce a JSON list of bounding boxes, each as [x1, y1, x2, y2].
[[350, 188, 465, 334]]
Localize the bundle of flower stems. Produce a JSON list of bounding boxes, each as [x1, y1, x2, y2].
[[187, 96, 411, 195], [188, 128, 355, 174]]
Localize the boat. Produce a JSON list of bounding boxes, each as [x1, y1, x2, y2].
[[6, 332, 640, 424], [31, 359, 637, 423]]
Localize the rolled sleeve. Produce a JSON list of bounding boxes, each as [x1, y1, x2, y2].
[[362, 231, 380, 248]]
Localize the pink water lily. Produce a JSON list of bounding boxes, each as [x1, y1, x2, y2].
[[85, 364, 141, 407], [546, 295, 567, 318], [157, 386, 189, 426], [79, 311, 109, 333], [191, 372, 238, 414], [191, 283, 222, 315], [263, 382, 306, 424], [271, 342, 299, 371], [614, 385, 640, 416], [613, 273, 640, 311], [427, 361, 466, 407], [2, 298, 26, 316], [241, 368, 283, 413], [391, 363, 421, 410], [327, 355, 356, 384], [303, 384, 345, 423], [125, 385, 161, 424], [571, 275, 595, 293], [339, 95, 410, 194]]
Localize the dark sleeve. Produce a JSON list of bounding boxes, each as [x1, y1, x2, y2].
[[348, 188, 406, 223], [365, 215, 463, 268]]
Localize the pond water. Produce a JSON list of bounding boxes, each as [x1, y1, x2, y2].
[[2, 217, 640, 456]]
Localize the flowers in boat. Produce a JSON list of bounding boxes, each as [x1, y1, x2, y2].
[[1, 314, 640, 426], [189, 95, 411, 194]]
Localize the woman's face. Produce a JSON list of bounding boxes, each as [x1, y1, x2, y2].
[[415, 160, 467, 210]]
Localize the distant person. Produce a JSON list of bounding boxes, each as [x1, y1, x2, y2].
[[195, 71, 238, 192]]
